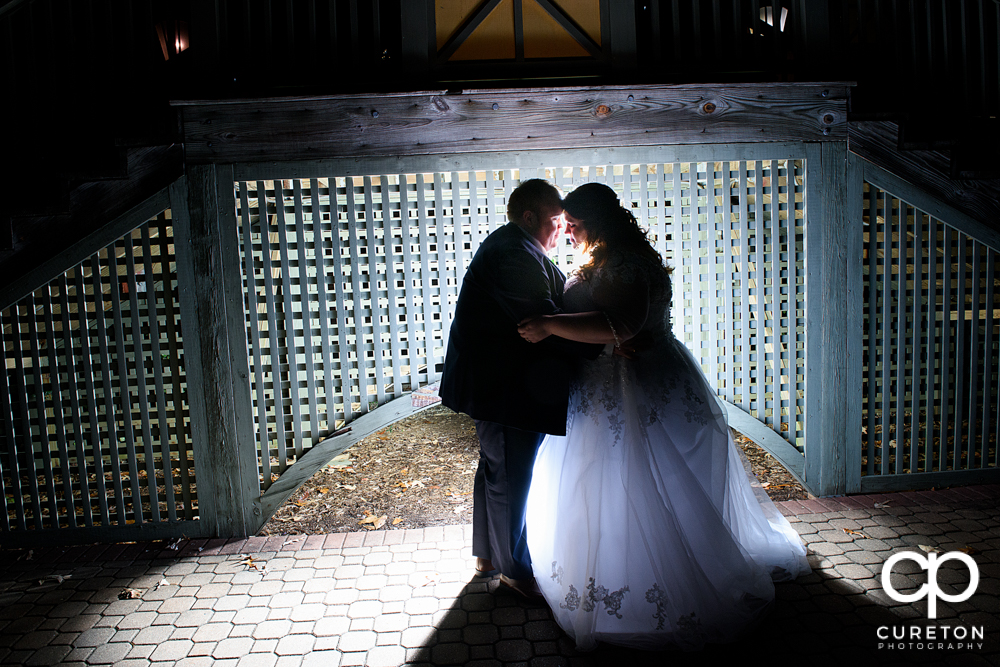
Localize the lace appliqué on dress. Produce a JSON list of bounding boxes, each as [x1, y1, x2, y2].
[[644, 583, 706, 644], [557, 574, 704, 635], [581, 578, 629, 618], [683, 385, 708, 425], [560, 585, 581, 611], [556, 571, 630, 619], [645, 583, 669, 630], [644, 406, 660, 424]]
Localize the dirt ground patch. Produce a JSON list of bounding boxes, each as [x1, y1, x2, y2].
[[258, 405, 810, 536]]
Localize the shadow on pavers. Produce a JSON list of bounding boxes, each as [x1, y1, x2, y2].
[[402, 571, 995, 667]]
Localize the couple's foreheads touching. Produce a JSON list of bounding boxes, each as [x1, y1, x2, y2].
[[508, 178, 622, 254]]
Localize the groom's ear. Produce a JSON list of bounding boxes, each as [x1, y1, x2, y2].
[[521, 209, 536, 228]]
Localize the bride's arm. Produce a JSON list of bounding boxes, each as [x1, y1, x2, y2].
[[520, 262, 651, 346], [517, 311, 631, 346]]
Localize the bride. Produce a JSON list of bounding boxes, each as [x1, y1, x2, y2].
[[517, 183, 810, 651]]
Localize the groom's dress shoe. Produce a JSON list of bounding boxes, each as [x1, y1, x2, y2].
[[499, 574, 543, 600], [475, 558, 499, 577]]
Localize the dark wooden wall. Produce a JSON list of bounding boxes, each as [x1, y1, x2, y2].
[[1, 0, 998, 293]]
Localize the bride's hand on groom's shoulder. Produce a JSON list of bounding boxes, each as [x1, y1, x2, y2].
[[517, 316, 551, 343]]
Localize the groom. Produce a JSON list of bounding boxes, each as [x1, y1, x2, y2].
[[440, 179, 600, 597]]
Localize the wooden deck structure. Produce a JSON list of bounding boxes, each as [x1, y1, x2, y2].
[[1, 0, 998, 546]]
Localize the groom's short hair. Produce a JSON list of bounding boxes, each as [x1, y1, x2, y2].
[[507, 179, 562, 223]]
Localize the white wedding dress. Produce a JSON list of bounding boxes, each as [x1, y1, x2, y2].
[[525, 251, 810, 651]]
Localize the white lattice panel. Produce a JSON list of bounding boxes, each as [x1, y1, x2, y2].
[[237, 159, 808, 489]]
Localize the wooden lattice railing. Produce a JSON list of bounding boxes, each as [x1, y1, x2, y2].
[[233, 152, 810, 496], [0, 212, 197, 539], [858, 161, 1000, 491]]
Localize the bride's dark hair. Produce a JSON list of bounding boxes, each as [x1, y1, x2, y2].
[[563, 183, 671, 282]]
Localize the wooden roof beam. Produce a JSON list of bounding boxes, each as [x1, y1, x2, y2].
[[174, 82, 850, 166]]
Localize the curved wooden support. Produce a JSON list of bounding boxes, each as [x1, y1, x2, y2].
[[724, 401, 808, 494], [252, 393, 439, 533], [253, 393, 812, 534]]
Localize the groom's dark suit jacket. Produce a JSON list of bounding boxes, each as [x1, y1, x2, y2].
[[440, 223, 600, 436]]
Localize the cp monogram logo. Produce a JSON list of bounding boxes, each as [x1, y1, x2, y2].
[[882, 551, 980, 619]]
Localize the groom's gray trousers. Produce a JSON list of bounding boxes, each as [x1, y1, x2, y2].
[[473, 419, 546, 581]]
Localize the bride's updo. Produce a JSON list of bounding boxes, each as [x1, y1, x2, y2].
[[562, 182, 670, 282]]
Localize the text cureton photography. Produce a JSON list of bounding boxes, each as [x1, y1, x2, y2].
[[876, 548, 987, 654], [877, 624, 986, 651]]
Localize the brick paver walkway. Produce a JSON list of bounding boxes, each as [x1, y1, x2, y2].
[[1, 486, 998, 667]]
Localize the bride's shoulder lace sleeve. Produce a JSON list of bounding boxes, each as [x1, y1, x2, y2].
[[590, 253, 652, 339]]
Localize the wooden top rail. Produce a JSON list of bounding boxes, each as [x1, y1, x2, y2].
[[175, 82, 850, 166]]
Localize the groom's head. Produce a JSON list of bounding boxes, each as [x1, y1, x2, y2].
[[508, 179, 564, 253]]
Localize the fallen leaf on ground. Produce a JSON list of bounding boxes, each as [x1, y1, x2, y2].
[[239, 556, 264, 570], [958, 546, 980, 555], [918, 544, 943, 554], [843, 528, 866, 537], [392, 517, 403, 525], [118, 588, 143, 599], [154, 578, 170, 590]]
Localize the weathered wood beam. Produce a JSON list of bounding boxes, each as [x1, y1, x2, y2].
[[175, 82, 849, 165], [171, 166, 260, 539], [0, 187, 170, 313], [0, 145, 183, 298], [849, 120, 1000, 232], [803, 141, 852, 497], [859, 468, 1000, 494], [0, 518, 211, 550]]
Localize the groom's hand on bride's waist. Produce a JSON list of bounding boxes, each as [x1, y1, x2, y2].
[[614, 330, 653, 359]]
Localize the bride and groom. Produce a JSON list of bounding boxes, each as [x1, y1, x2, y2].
[[439, 178, 809, 651]]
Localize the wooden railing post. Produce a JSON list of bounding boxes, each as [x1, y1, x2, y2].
[[170, 165, 259, 538], [804, 141, 854, 496], [844, 152, 865, 494]]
